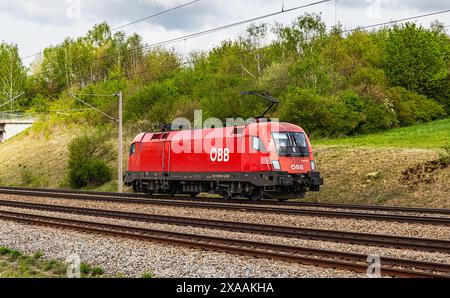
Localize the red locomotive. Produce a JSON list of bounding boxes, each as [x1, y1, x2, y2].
[[125, 92, 323, 201]]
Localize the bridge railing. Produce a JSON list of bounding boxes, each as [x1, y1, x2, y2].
[[0, 112, 34, 121]]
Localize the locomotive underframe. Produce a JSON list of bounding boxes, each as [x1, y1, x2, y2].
[[124, 171, 323, 200]]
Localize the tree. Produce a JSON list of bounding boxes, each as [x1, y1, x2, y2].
[[274, 13, 326, 56], [383, 23, 450, 112], [0, 43, 26, 110]]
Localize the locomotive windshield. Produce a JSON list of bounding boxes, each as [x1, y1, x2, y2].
[[272, 132, 309, 157]]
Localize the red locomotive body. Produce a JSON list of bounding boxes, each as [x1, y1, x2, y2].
[[125, 121, 324, 201]]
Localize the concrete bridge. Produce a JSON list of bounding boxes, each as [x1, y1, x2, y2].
[[0, 113, 35, 142]]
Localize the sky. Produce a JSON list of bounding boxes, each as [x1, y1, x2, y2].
[[0, 0, 448, 66]]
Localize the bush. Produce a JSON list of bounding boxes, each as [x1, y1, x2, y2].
[[387, 87, 446, 126], [67, 130, 114, 189], [358, 97, 398, 134], [281, 88, 389, 137], [281, 88, 333, 137], [330, 91, 366, 136], [69, 159, 113, 189], [438, 144, 450, 166]]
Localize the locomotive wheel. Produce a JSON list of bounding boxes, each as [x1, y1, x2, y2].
[[220, 191, 231, 200], [248, 189, 263, 201]]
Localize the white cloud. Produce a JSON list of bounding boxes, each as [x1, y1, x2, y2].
[[338, 0, 450, 11]]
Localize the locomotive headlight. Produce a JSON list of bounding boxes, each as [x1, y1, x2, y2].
[[272, 161, 281, 171], [310, 161, 316, 171]]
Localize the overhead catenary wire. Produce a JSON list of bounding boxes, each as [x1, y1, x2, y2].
[[70, 93, 119, 122], [25, 0, 332, 79], [137, 0, 332, 49], [20, 0, 201, 61], [111, 0, 200, 31], [0, 92, 25, 110], [352, 9, 450, 31]]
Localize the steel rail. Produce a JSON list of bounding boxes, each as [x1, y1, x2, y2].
[[1, 186, 449, 215], [0, 188, 449, 226], [0, 199, 449, 253], [0, 209, 448, 278]]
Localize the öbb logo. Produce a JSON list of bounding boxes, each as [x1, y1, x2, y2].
[[291, 164, 304, 171], [210, 148, 230, 163]]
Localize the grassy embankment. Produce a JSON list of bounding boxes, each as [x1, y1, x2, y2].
[[0, 120, 134, 191], [0, 118, 448, 207], [315, 118, 450, 149], [309, 119, 450, 208]]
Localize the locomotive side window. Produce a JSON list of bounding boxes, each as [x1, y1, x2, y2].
[[130, 143, 137, 155], [252, 137, 267, 152]]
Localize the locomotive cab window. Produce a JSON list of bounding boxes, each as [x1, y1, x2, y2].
[[272, 132, 309, 157], [252, 137, 267, 152], [129, 143, 137, 156]]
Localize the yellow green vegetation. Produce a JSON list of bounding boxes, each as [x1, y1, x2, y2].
[[0, 247, 104, 278], [2, 14, 450, 140]]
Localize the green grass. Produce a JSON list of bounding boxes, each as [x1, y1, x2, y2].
[[0, 246, 106, 278], [314, 118, 450, 149], [0, 247, 67, 278], [141, 271, 155, 278]]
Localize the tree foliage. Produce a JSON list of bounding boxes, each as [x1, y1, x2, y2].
[[0, 43, 27, 109], [383, 23, 450, 112], [6, 14, 450, 138]]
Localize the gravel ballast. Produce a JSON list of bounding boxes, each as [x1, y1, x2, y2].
[[1, 205, 449, 265], [0, 194, 448, 278], [0, 219, 365, 278], [0, 194, 449, 240]]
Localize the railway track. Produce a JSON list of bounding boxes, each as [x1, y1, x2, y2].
[[0, 199, 449, 253], [0, 188, 449, 226], [0, 209, 448, 278], [1, 186, 449, 215]]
